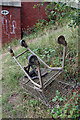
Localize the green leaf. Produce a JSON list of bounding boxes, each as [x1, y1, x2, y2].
[[70, 110, 73, 115], [52, 97, 57, 102], [68, 115, 72, 118], [53, 113, 58, 118], [60, 114, 63, 117], [64, 110, 67, 114], [59, 98, 63, 101], [47, 109, 50, 112], [51, 11, 54, 14], [65, 104, 69, 108], [62, 114, 67, 118], [56, 90, 60, 95], [75, 101, 78, 104], [73, 92, 76, 95], [33, 5, 37, 8], [56, 96, 59, 99], [64, 98, 67, 101], [45, 51, 49, 54]]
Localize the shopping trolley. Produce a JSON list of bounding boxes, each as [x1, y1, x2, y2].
[[8, 35, 75, 108]]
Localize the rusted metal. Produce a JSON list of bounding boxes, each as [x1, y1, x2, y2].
[[57, 35, 67, 46], [27, 47, 63, 71], [9, 36, 68, 90], [62, 46, 66, 68], [13, 56, 41, 88], [16, 50, 28, 58], [20, 39, 28, 48], [43, 70, 63, 88], [8, 46, 14, 57], [37, 65, 43, 89], [9, 35, 75, 108]]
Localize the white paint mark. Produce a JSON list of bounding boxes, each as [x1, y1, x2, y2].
[[1, 10, 9, 15], [2, 13, 17, 38]]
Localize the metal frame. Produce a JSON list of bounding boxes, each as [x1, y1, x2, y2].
[[8, 35, 67, 92]]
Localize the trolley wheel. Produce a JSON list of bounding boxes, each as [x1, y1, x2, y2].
[[20, 40, 28, 48], [57, 35, 67, 46], [28, 55, 38, 65]]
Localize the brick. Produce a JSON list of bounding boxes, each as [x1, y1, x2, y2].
[[21, 2, 47, 31], [1, 6, 21, 46], [0, 2, 48, 46]]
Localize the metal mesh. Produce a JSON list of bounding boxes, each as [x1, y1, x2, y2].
[[19, 68, 74, 108]]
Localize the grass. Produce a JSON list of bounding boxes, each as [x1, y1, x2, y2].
[[1, 23, 79, 118]]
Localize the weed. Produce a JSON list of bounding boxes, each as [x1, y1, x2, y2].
[[48, 90, 79, 118], [33, 2, 79, 29], [1, 21, 79, 118]]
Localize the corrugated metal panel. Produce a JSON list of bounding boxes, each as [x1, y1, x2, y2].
[[21, 0, 80, 9], [0, 0, 21, 7], [44, 0, 80, 9]]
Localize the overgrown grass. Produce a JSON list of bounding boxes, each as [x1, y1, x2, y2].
[[1, 24, 79, 118]]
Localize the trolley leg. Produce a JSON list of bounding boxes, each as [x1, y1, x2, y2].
[[35, 89, 52, 108]]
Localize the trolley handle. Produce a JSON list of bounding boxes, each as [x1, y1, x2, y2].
[[20, 40, 28, 48], [57, 35, 67, 46], [8, 46, 14, 57]]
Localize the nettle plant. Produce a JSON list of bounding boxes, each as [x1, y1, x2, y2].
[[48, 90, 79, 118], [33, 2, 79, 28], [68, 8, 80, 28], [44, 2, 71, 26], [33, 46, 61, 66]]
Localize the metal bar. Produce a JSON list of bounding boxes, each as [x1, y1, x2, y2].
[[58, 80, 75, 87], [31, 65, 38, 75], [21, 79, 30, 85], [27, 48, 63, 71], [31, 71, 48, 80], [35, 90, 47, 104], [21, 85, 42, 100], [44, 71, 63, 88], [34, 86, 42, 92], [44, 71, 61, 86], [58, 81, 70, 86], [37, 66, 43, 89], [13, 56, 41, 88], [23, 84, 42, 92], [15, 50, 28, 58], [41, 91, 51, 108], [36, 90, 48, 105], [62, 46, 66, 68], [62, 84, 70, 90]]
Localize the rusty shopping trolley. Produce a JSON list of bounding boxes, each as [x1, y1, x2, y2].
[[8, 35, 75, 108]]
